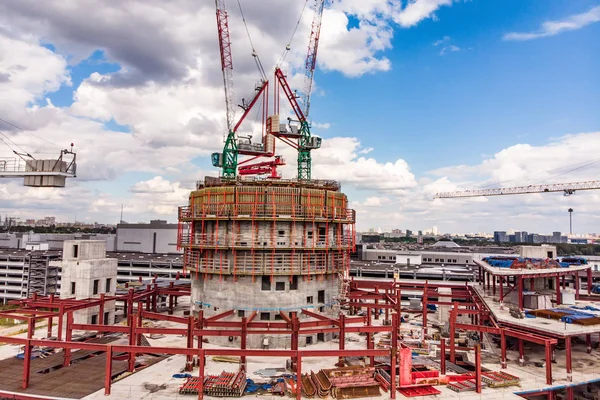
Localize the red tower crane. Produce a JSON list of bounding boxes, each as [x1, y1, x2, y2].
[[212, 0, 282, 179]]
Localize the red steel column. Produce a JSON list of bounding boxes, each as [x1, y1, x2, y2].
[[198, 349, 205, 400], [475, 344, 482, 393], [575, 272, 580, 300], [127, 314, 135, 372], [390, 313, 398, 398], [64, 312, 73, 367], [27, 316, 35, 339], [385, 288, 390, 322], [499, 277, 504, 304], [518, 339, 525, 366], [22, 339, 32, 389], [449, 303, 457, 363], [337, 314, 345, 367], [493, 275, 496, 296], [422, 282, 428, 335], [46, 317, 52, 338], [197, 310, 204, 349], [562, 275, 565, 289], [587, 334, 592, 354], [104, 345, 113, 395], [587, 268, 593, 295], [545, 342, 553, 384], [556, 275, 561, 305], [500, 329, 507, 369], [186, 315, 194, 371], [136, 302, 143, 346], [565, 336, 572, 382], [566, 386, 574, 400], [440, 338, 446, 375], [296, 351, 302, 400], [57, 305, 64, 341], [291, 312, 299, 368], [240, 316, 247, 366], [99, 293, 105, 325]]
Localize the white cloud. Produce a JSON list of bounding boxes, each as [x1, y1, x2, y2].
[[393, 0, 454, 28], [440, 44, 460, 55], [433, 35, 451, 46], [504, 5, 600, 41]]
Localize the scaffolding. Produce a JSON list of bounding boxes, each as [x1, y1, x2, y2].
[[177, 179, 355, 282], [24, 252, 61, 298]]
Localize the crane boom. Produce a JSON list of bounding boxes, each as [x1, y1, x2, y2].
[[302, 0, 325, 118], [434, 180, 600, 199], [216, 0, 235, 133]]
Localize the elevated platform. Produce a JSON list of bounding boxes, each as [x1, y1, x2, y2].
[[473, 283, 600, 338]]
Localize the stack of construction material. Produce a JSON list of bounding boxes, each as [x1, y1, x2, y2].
[[323, 366, 381, 399], [203, 370, 247, 397], [529, 309, 600, 325], [481, 371, 520, 388]]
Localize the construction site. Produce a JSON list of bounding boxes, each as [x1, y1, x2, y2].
[[0, 1, 599, 400]]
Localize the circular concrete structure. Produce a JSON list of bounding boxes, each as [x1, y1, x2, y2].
[[178, 177, 355, 348]]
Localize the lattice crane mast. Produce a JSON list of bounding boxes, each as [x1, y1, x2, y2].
[[212, 0, 280, 180], [272, 0, 324, 180], [434, 180, 600, 199]]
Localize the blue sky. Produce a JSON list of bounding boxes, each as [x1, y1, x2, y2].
[[0, 0, 599, 233], [312, 0, 600, 176]]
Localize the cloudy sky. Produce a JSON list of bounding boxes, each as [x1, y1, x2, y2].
[[0, 0, 599, 234]]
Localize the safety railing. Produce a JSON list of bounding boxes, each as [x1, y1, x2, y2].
[[178, 205, 355, 222]]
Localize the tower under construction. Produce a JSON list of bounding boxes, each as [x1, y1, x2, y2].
[[178, 177, 355, 347]]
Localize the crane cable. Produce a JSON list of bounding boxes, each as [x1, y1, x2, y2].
[[236, 0, 267, 81], [276, 0, 310, 68], [0, 116, 61, 149], [0, 131, 33, 159]]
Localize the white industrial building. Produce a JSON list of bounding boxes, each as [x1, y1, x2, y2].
[[116, 220, 181, 254], [59, 240, 117, 324]]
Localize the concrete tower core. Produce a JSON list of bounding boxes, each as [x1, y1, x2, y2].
[[178, 177, 355, 348], [59, 240, 117, 325]]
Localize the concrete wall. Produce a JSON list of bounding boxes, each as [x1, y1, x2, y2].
[[116, 224, 180, 254], [191, 274, 339, 348], [60, 240, 117, 325], [395, 253, 422, 266], [519, 245, 557, 259]]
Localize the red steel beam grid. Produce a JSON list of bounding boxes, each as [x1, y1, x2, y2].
[[0, 334, 395, 400]]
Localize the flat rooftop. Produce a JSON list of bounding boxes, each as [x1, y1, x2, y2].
[[472, 283, 600, 337], [475, 259, 590, 277]]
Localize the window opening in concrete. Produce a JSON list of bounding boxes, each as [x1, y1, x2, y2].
[[318, 290, 325, 303], [307, 296, 313, 304], [91, 314, 98, 325], [261, 276, 271, 291], [318, 227, 326, 241], [237, 310, 245, 318], [278, 230, 285, 237], [274, 314, 283, 320], [105, 278, 111, 293], [70, 282, 76, 295], [275, 282, 285, 291], [306, 336, 313, 345], [72, 245, 78, 258], [317, 333, 325, 342], [260, 312, 270, 321], [319, 306, 324, 312], [290, 276, 298, 290], [93, 279, 99, 295], [547, 251, 553, 258], [307, 231, 313, 239], [104, 312, 110, 324]]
